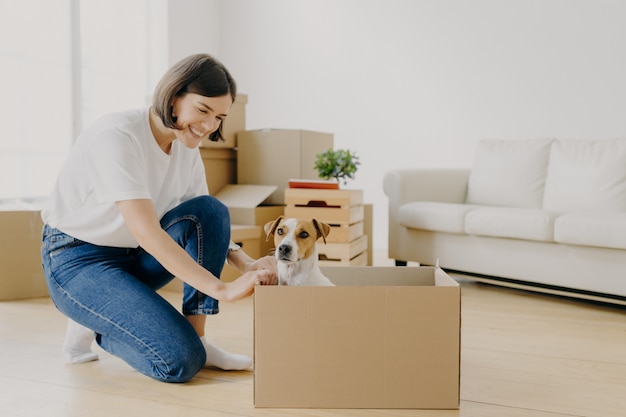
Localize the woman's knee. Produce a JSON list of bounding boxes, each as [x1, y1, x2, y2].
[[188, 195, 229, 219], [188, 196, 231, 242], [163, 195, 230, 232], [151, 343, 206, 383]]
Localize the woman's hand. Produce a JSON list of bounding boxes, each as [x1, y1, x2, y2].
[[228, 250, 278, 286], [221, 269, 274, 301], [247, 255, 278, 285]]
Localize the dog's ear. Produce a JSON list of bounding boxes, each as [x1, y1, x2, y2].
[[313, 219, 331, 244], [263, 216, 284, 241]]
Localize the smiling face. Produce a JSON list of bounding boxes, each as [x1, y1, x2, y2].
[[171, 93, 232, 148]]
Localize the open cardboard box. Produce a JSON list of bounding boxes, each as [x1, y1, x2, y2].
[[215, 184, 284, 256], [254, 266, 460, 409]]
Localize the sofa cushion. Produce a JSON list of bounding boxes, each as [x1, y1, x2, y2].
[[398, 202, 477, 234], [464, 207, 558, 242], [554, 212, 626, 250], [543, 138, 626, 212], [466, 138, 553, 209]]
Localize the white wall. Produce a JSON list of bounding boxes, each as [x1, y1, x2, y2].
[[167, 0, 221, 64], [170, 0, 626, 251]]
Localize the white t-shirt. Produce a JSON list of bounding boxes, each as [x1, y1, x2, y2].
[[42, 107, 208, 248]]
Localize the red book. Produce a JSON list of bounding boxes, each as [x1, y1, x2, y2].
[[288, 179, 340, 189]]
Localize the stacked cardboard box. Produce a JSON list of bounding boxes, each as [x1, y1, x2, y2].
[[0, 207, 47, 301], [284, 188, 368, 266], [200, 148, 236, 195], [237, 129, 334, 205], [198, 95, 284, 261]]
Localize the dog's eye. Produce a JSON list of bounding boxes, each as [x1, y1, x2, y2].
[[298, 231, 309, 239], [276, 228, 284, 236]]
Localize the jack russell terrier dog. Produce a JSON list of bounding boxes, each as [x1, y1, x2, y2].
[[264, 216, 335, 286]]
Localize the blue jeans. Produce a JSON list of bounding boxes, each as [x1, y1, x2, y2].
[[41, 196, 231, 382]]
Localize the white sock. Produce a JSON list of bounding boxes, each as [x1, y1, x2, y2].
[[200, 336, 252, 370], [63, 318, 99, 364]]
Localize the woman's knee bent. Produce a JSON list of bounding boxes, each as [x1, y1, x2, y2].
[[149, 342, 206, 383]]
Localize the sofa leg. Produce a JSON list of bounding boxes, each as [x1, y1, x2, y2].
[[395, 260, 408, 266]]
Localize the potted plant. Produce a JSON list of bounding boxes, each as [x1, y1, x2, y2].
[[314, 148, 360, 186]]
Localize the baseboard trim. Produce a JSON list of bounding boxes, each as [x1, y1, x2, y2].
[[444, 269, 626, 308]]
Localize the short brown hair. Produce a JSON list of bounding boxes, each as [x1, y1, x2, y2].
[[152, 54, 237, 142]]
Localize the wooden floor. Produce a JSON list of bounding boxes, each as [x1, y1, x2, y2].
[[1, 254, 625, 417]]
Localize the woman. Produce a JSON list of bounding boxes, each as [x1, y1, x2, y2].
[[41, 54, 277, 383]]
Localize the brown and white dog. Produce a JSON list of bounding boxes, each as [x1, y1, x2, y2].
[[264, 216, 335, 286]]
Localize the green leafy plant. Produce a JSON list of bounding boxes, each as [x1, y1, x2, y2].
[[314, 148, 360, 185]]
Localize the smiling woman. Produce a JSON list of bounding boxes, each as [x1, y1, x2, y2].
[[149, 93, 233, 153], [148, 54, 237, 153], [40, 53, 278, 383], [167, 94, 232, 149]]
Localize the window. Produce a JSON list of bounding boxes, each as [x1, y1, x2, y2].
[[79, 0, 167, 129], [0, 1, 73, 201], [0, 0, 167, 201]]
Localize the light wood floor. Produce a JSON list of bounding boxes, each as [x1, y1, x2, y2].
[[1, 254, 625, 417]]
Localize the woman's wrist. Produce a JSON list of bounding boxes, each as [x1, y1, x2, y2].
[[227, 248, 254, 273], [194, 270, 224, 300]]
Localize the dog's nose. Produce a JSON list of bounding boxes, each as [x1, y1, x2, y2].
[[278, 244, 292, 257]]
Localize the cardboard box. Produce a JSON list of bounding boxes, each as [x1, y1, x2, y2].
[[0, 207, 48, 300], [237, 129, 334, 205], [319, 250, 368, 266], [285, 188, 369, 265], [317, 234, 368, 263], [254, 266, 461, 409], [284, 188, 364, 224], [199, 94, 247, 149], [325, 221, 364, 243], [285, 188, 364, 207], [215, 184, 284, 256], [363, 203, 373, 266], [200, 148, 236, 195]]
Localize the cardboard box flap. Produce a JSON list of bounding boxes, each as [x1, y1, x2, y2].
[[319, 266, 459, 287], [435, 266, 459, 286], [215, 184, 278, 208]]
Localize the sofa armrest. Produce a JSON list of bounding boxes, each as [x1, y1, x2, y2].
[[383, 169, 470, 262], [383, 168, 470, 205]]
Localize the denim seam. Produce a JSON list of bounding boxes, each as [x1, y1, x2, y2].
[[162, 214, 215, 315]]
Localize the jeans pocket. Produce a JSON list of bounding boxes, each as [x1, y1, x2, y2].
[[48, 234, 81, 256], [42, 228, 86, 269]]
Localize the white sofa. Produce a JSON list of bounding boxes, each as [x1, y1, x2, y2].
[[383, 138, 626, 304]]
